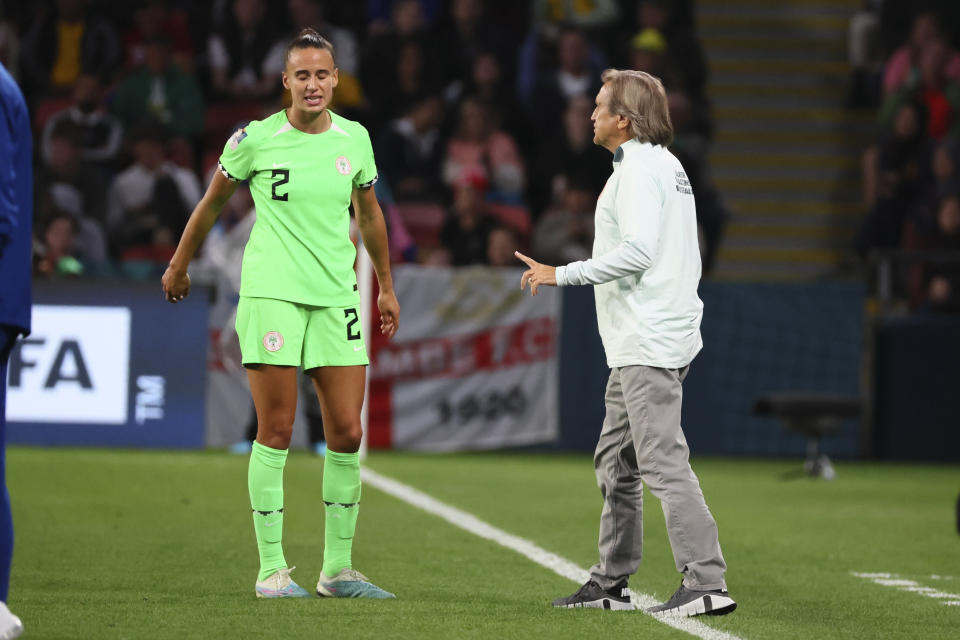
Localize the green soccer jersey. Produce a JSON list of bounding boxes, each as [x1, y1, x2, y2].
[[218, 110, 378, 307]]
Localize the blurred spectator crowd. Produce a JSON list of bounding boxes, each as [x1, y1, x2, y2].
[[852, 1, 960, 313], [5, 0, 724, 282]]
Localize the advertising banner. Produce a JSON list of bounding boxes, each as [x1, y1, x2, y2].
[[5, 280, 208, 448], [8, 305, 131, 424], [367, 265, 561, 451]]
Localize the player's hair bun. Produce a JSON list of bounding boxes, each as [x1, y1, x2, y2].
[[285, 27, 336, 64], [296, 27, 323, 44]]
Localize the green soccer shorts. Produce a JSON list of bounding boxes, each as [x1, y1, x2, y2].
[[236, 296, 369, 369]]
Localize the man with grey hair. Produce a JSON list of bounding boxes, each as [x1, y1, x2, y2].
[[515, 69, 735, 617]]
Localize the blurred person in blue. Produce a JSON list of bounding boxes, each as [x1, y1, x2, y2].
[[515, 69, 735, 617], [0, 60, 29, 639]]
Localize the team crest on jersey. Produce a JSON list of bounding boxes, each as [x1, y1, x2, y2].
[[262, 331, 284, 352], [335, 155, 351, 175], [228, 127, 248, 150]]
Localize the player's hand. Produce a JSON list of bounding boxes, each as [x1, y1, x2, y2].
[[161, 266, 191, 303], [378, 289, 400, 338], [516, 251, 556, 297]]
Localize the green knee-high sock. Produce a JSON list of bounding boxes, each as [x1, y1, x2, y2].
[[249, 441, 288, 582], [322, 450, 361, 577]]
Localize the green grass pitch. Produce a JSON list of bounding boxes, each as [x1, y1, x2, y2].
[[8, 447, 959, 639]]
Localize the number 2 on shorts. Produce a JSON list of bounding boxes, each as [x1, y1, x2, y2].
[[344, 308, 361, 340]]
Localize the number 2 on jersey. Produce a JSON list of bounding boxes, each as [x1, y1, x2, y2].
[[271, 169, 289, 201], [344, 308, 361, 341]]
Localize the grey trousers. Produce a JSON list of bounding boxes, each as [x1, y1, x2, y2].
[[589, 365, 727, 592]]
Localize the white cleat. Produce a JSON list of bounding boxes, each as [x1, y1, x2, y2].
[[0, 602, 23, 640], [255, 566, 312, 598], [316, 568, 395, 599]]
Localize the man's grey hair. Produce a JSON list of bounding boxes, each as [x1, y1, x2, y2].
[[600, 69, 674, 146]]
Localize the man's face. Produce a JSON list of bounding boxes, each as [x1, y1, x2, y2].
[[591, 84, 625, 148], [283, 47, 338, 113]]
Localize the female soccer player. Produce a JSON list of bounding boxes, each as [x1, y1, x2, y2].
[[162, 28, 399, 599]]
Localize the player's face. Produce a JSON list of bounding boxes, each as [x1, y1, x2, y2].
[[283, 47, 339, 113], [591, 84, 624, 149]]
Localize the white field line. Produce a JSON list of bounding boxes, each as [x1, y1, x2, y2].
[[363, 467, 745, 640], [851, 572, 960, 606]]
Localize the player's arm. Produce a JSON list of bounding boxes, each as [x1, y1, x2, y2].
[[352, 185, 399, 338], [161, 170, 239, 303]]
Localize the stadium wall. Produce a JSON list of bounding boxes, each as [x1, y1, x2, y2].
[[872, 316, 960, 462], [6, 280, 208, 448], [558, 281, 867, 459], [8, 277, 957, 461]]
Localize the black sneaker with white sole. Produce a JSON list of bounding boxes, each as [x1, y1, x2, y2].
[[552, 579, 635, 610], [646, 582, 737, 617]]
